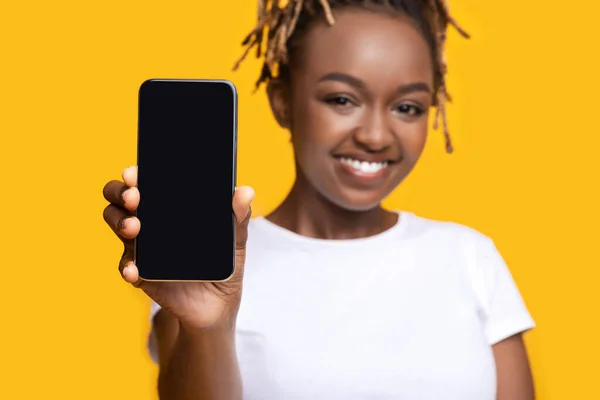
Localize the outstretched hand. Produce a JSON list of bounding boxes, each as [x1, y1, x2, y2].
[[103, 165, 255, 330]]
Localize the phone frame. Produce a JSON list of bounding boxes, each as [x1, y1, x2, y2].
[[133, 78, 238, 283]]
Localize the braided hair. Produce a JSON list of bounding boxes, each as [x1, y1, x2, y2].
[[233, 0, 469, 153]]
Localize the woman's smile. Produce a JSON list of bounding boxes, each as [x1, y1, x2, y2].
[[333, 154, 397, 188]]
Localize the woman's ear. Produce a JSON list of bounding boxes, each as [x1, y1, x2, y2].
[[266, 79, 291, 129]]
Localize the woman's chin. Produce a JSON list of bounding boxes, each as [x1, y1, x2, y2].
[[325, 188, 389, 213]]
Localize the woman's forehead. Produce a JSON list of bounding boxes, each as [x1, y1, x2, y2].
[[295, 9, 434, 82]]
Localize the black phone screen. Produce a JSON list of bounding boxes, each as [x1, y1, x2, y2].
[[135, 79, 237, 281]]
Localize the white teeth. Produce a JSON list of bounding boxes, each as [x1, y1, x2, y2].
[[340, 158, 388, 174]]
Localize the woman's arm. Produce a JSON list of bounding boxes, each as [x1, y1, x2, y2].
[[493, 333, 535, 400], [153, 309, 242, 400]]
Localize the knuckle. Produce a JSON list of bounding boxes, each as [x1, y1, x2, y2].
[[235, 246, 246, 258], [235, 236, 247, 250]]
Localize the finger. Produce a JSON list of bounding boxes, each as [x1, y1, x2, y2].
[[233, 186, 255, 250], [122, 186, 140, 211], [122, 165, 138, 188], [103, 204, 141, 239], [119, 255, 141, 285], [233, 186, 255, 225], [103, 180, 140, 211]]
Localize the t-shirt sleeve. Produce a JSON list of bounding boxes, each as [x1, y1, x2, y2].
[[147, 301, 162, 364], [470, 235, 535, 345]]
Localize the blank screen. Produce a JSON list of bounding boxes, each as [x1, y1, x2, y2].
[[135, 79, 237, 281]]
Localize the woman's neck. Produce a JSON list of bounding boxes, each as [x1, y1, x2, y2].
[[266, 178, 398, 240]]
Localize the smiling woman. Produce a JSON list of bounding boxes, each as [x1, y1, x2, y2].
[[101, 0, 536, 399], [232, 0, 467, 213]]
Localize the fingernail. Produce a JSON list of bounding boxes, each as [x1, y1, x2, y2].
[[122, 262, 134, 276], [122, 188, 134, 204]]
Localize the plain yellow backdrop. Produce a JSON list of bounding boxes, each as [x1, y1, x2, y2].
[[1, 0, 599, 398]]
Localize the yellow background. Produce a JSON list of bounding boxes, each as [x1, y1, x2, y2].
[[1, 0, 598, 398]]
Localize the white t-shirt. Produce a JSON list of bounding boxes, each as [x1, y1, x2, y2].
[[147, 211, 535, 399]]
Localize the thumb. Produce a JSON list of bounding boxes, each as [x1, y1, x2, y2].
[[233, 186, 255, 249]]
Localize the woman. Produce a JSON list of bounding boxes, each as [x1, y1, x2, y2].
[[102, 1, 535, 399]]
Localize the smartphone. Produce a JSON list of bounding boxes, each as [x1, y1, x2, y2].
[[134, 79, 237, 282]]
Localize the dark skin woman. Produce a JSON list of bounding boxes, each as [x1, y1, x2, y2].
[[103, 1, 535, 399]]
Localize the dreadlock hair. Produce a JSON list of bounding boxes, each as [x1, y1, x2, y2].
[[233, 0, 469, 153]]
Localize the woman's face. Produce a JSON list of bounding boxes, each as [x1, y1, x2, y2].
[[269, 8, 434, 211]]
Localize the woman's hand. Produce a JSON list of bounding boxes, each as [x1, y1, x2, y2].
[[102, 165, 254, 331]]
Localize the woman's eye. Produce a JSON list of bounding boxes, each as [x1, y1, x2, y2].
[[327, 96, 353, 107], [396, 104, 423, 116]]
